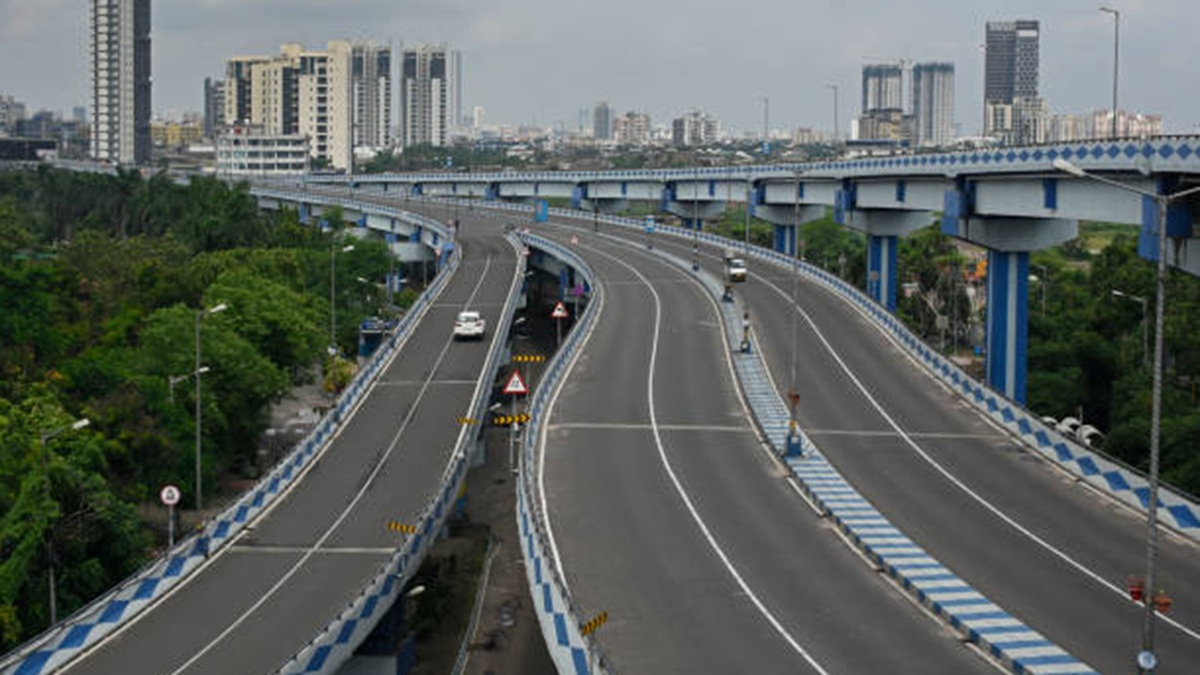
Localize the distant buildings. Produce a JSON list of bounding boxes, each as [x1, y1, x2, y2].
[[213, 40, 392, 171], [983, 20, 1044, 144], [592, 101, 612, 141], [613, 111, 651, 146], [911, 63, 955, 148], [855, 60, 955, 149], [90, 0, 152, 164], [216, 125, 309, 176], [203, 78, 224, 140], [672, 110, 720, 146], [0, 94, 25, 136], [401, 44, 449, 147]]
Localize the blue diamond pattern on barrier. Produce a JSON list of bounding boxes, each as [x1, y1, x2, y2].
[[1006, 152, 1017, 162], [1168, 504, 1200, 529], [1062, 148, 1074, 159], [1180, 145, 1194, 159], [1142, 145, 1155, 158], [1091, 146, 1105, 158], [1160, 145, 1175, 158], [1124, 144, 1138, 157], [1047, 149, 1059, 160], [971, 154, 980, 163], [1054, 443, 1073, 462], [1033, 150, 1043, 161], [1077, 456, 1100, 475], [1103, 472, 1131, 492], [1107, 145, 1120, 158], [1019, 151, 1029, 162], [982, 153, 992, 163], [993, 152, 1004, 162]]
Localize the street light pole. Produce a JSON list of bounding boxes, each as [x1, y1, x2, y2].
[[40, 417, 89, 625], [1113, 288, 1149, 369], [825, 84, 839, 143], [330, 243, 355, 356], [195, 303, 227, 511], [1100, 7, 1121, 139], [693, 168, 700, 271], [1054, 158, 1200, 673]]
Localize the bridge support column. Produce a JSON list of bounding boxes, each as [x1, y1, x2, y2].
[[985, 250, 1030, 403], [754, 204, 825, 255], [841, 209, 934, 311], [943, 184, 1078, 403]]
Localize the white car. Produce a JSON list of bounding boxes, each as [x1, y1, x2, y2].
[[453, 311, 486, 340]]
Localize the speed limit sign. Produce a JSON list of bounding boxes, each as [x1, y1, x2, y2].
[[160, 484, 181, 506]]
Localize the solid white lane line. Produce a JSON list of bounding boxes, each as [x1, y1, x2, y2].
[[579, 240, 832, 674], [167, 256, 497, 675], [755, 271, 1200, 642]]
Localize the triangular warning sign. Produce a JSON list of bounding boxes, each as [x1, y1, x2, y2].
[[551, 302, 569, 319], [503, 369, 528, 395]]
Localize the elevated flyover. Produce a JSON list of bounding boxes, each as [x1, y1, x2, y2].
[[555, 209, 1200, 674], [1, 194, 523, 675]]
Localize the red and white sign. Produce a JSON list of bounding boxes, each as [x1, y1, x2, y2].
[[503, 369, 528, 395], [551, 301, 569, 319], [160, 484, 181, 506]]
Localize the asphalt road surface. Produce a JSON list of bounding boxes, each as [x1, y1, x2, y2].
[[643, 226, 1200, 674], [533, 221, 994, 674], [65, 216, 518, 674]]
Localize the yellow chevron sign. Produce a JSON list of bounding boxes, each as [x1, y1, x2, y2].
[[579, 610, 608, 636], [387, 521, 417, 534], [457, 416, 479, 425], [513, 354, 546, 363], [493, 413, 531, 426]]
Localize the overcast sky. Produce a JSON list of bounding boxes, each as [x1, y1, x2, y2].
[[1, 0, 1196, 135]]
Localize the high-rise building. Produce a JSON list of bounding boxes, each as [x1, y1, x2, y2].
[[219, 42, 355, 171], [90, 0, 151, 164], [861, 64, 904, 114], [613, 111, 651, 146], [349, 42, 393, 149], [911, 63, 955, 147], [401, 44, 449, 147], [223, 56, 269, 126], [203, 77, 225, 140], [984, 20, 1040, 142], [0, 94, 22, 136], [671, 110, 719, 146], [593, 101, 613, 141]]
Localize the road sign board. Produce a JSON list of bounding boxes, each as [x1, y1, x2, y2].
[[160, 484, 181, 506], [503, 369, 528, 395], [551, 302, 569, 319]]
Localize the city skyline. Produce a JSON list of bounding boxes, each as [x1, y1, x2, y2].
[[1, 1, 1195, 135]]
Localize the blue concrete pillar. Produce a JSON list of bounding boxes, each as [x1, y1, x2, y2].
[[867, 234, 899, 312], [774, 224, 796, 256], [410, 227, 421, 243], [985, 250, 1030, 404], [682, 218, 703, 231], [299, 203, 310, 224]]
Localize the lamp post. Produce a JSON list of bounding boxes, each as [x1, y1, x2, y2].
[[195, 303, 227, 511], [825, 84, 840, 143], [330, 244, 355, 356], [1054, 158, 1200, 674], [1100, 6, 1121, 139], [40, 417, 90, 625], [744, 177, 753, 254], [1113, 288, 1149, 369], [692, 167, 701, 271]]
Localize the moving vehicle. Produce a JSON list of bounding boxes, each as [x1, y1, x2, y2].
[[725, 256, 748, 282], [453, 310, 486, 340]]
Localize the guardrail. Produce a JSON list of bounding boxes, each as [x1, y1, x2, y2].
[[275, 234, 526, 675], [511, 233, 609, 675], [0, 191, 460, 675]]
